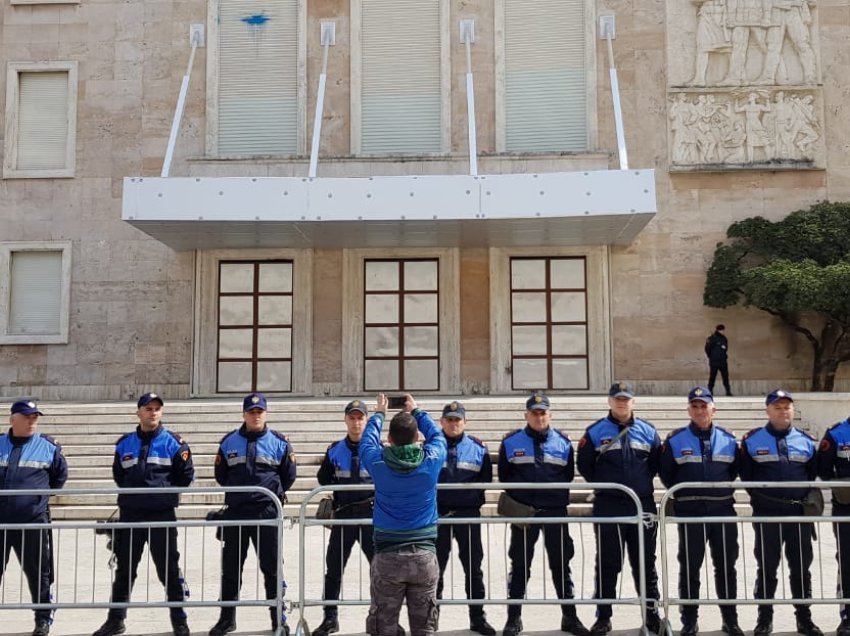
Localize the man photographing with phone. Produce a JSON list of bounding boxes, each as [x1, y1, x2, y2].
[[361, 393, 447, 636]]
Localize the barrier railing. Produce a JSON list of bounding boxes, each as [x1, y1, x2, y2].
[[659, 481, 848, 636], [0, 486, 288, 635], [294, 482, 650, 636]]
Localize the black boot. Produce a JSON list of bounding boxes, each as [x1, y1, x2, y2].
[[313, 614, 340, 636], [503, 615, 523, 636]]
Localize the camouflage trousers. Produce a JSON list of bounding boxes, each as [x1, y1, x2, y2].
[[367, 545, 439, 636]]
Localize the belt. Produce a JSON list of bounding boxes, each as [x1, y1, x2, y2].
[[675, 495, 734, 503], [754, 491, 803, 506], [393, 544, 424, 554]]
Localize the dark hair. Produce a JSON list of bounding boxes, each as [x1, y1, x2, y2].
[[715, 324, 725, 331], [389, 412, 417, 446]]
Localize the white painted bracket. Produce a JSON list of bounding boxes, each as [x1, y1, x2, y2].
[[320, 21, 335, 46], [189, 24, 205, 47], [459, 19, 475, 44], [598, 15, 615, 40]]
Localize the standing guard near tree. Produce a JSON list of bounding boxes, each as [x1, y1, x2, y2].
[[705, 324, 733, 396]]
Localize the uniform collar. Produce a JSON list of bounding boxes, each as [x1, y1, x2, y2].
[[136, 424, 164, 441], [239, 423, 268, 440], [524, 424, 550, 442], [688, 421, 713, 439], [345, 436, 361, 449], [445, 432, 465, 446], [7, 429, 37, 445], [607, 411, 635, 427]]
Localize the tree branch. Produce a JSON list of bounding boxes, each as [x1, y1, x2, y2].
[[757, 305, 820, 349]]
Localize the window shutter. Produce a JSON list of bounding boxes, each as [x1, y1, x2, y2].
[[218, 0, 298, 156], [9, 251, 62, 335], [16, 72, 69, 170], [360, 0, 442, 154], [503, 0, 587, 152]]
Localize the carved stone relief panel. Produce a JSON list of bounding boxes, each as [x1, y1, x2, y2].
[[667, 88, 824, 170], [667, 0, 821, 88]]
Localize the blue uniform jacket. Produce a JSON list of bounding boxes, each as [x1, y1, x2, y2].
[[316, 436, 373, 510], [215, 424, 297, 516], [113, 424, 194, 514], [659, 422, 738, 514], [577, 412, 661, 514], [361, 409, 446, 535], [740, 423, 817, 511], [438, 433, 492, 512], [498, 425, 574, 510], [0, 430, 68, 522], [818, 419, 850, 509]]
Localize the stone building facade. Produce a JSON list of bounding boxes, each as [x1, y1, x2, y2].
[[1, 0, 848, 400]]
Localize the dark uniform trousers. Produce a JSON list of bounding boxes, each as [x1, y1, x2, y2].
[[753, 507, 814, 620], [708, 363, 731, 396], [507, 509, 576, 620], [0, 518, 53, 622], [436, 508, 486, 621], [219, 509, 280, 621], [676, 505, 739, 623], [834, 503, 850, 618], [323, 516, 374, 617], [593, 502, 660, 620], [108, 509, 186, 620]]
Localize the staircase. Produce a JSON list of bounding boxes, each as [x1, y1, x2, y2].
[[30, 396, 776, 520]]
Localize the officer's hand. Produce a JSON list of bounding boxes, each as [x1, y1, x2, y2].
[[376, 393, 388, 413], [404, 393, 417, 413]]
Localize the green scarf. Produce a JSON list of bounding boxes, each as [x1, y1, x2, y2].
[[383, 443, 424, 473]]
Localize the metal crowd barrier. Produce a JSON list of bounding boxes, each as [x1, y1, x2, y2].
[[659, 481, 850, 636], [294, 482, 650, 636], [0, 486, 288, 636]]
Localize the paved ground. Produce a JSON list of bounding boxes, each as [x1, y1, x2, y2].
[[1, 515, 847, 636]]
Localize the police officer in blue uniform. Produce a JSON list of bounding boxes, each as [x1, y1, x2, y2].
[[741, 389, 822, 636], [499, 394, 590, 636], [577, 382, 662, 635], [435, 401, 495, 635], [93, 393, 194, 636], [659, 387, 743, 636], [313, 399, 376, 636], [209, 393, 297, 636], [817, 413, 850, 636], [0, 399, 67, 636]]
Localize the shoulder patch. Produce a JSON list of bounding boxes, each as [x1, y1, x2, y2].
[[820, 438, 832, 452]]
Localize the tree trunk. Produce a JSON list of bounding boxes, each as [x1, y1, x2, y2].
[[810, 321, 845, 391], [811, 357, 839, 392]]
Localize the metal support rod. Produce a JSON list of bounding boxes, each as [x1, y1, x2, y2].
[[462, 21, 478, 177], [161, 33, 200, 178], [308, 28, 333, 179], [605, 27, 629, 170]]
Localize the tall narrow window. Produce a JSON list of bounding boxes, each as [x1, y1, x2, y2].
[[0, 242, 72, 344], [4, 63, 77, 178], [364, 259, 439, 391], [217, 261, 293, 392], [500, 0, 588, 152], [216, 0, 299, 156], [510, 257, 588, 390], [355, 0, 446, 155]]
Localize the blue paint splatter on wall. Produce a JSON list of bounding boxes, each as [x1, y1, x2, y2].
[[241, 13, 269, 26]]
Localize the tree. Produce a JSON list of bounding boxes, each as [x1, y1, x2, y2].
[[704, 201, 850, 391]]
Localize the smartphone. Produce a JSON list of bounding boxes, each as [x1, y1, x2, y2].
[[387, 395, 407, 410]]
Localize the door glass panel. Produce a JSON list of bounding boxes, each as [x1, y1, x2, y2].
[[257, 361, 292, 392], [365, 359, 400, 391], [553, 359, 588, 389], [219, 296, 254, 326], [512, 292, 547, 323], [512, 359, 548, 389], [365, 261, 399, 291], [403, 294, 438, 323], [404, 260, 438, 290], [218, 362, 253, 392], [511, 259, 546, 289], [551, 292, 586, 322], [365, 326, 399, 356], [259, 262, 293, 292], [364, 258, 440, 391], [403, 326, 438, 357], [512, 326, 548, 355], [404, 360, 439, 390], [550, 259, 585, 288], [219, 329, 253, 358], [510, 257, 588, 390], [220, 263, 254, 293], [552, 325, 587, 355], [365, 294, 399, 323], [258, 296, 292, 325], [257, 328, 291, 358]]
